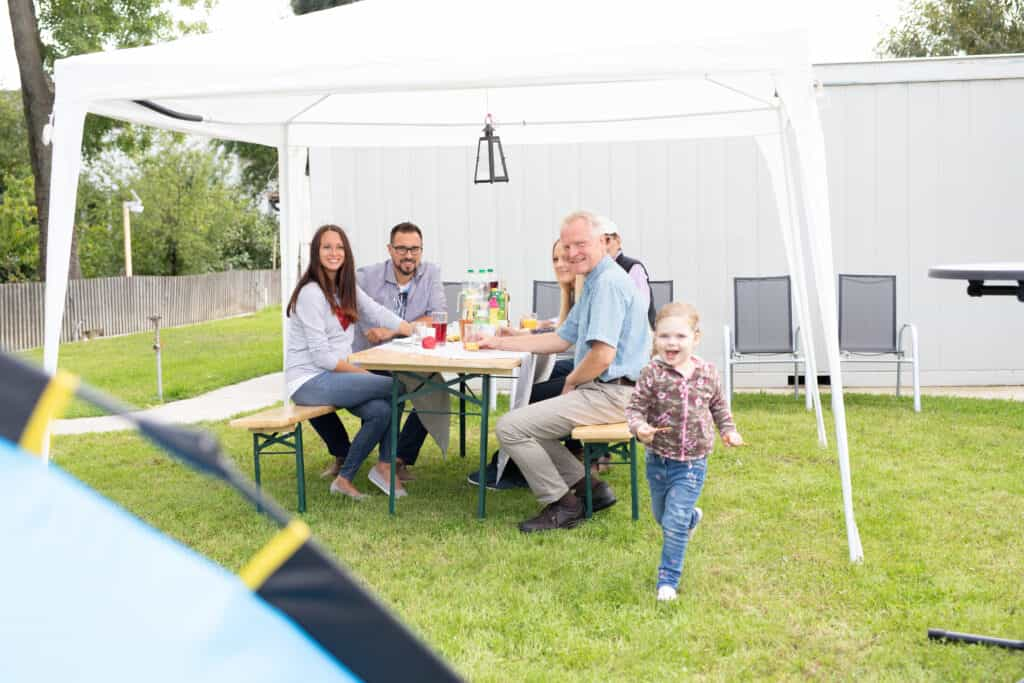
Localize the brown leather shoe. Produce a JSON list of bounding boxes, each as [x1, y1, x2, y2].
[[518, 497, 585, 533], [572, 478, 618, 513], [396, 461, 415, 482], [320, 457, 343, 479]]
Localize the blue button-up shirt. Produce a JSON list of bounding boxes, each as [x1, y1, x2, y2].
[[557, 255, 650, 382], [353, 260, 447, 352]]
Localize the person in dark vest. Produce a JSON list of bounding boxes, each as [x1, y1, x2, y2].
[[599, 217, 656, 328]]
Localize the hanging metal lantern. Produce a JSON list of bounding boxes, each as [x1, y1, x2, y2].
[[474, 114, 509, 184]]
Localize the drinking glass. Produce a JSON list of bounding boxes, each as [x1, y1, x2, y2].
[[431, 311, 448, 344], [520, 312, 538, 330]]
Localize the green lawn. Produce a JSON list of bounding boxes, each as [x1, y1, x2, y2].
[[51, 393, 1023, 680], [19, 306, 282, 418]]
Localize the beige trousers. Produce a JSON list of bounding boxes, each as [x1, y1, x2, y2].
[[495, 381, 633, 505]]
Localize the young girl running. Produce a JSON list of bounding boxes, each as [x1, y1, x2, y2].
[[626, 302, 743, 601]]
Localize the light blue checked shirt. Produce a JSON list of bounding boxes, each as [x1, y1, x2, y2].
[[557, 256, 650, 382]]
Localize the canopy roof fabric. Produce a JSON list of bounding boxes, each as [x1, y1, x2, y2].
[[55, 0, 811, 147], [43, 0, 863, 562]]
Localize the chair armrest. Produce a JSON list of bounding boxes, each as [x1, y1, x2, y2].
[[897, 323, 919, 359]]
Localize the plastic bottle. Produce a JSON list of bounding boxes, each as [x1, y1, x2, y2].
[[488, 291, 499, 325]]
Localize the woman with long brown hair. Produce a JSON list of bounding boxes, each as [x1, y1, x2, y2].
[[286, 224, 412, 500]]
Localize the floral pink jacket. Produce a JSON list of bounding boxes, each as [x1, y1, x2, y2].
[[625, 355, 736, 462]]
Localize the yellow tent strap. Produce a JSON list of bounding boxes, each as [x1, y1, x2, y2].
[[239, 519, 312, 590], [20, 370, 80, 455]]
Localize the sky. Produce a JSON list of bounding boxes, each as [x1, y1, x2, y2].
[[0, 0, 905, 90]]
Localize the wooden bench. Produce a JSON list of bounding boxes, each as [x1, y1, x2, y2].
[[229, 404, 336, 513], [571, 422, 639, 521]]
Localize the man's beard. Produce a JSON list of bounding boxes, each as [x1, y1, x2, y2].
[[396, 260, 416, 275]]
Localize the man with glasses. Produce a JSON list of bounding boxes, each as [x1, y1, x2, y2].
[[315, 221, 447, 482]]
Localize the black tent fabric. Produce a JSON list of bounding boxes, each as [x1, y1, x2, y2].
[[0, 351, 461, 682]]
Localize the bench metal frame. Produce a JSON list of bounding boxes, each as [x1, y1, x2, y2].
[[251, 425, 308, 513], [581, 438, 639, 521]]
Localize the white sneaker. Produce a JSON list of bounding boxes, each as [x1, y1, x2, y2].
[[689, 507, 703, 540], [368, 466, 407, 498], [329, 479, 366, 501], [657, 586, 678, 602]]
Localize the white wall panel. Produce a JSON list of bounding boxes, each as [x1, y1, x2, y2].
[[310, 61, 1024, 388]]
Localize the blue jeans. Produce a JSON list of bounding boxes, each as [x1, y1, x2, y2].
[[371, 370, 429, 465], [646, 454, 707, 590], [292, 371, 394, 482]]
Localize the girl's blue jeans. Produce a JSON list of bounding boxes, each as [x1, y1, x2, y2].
[[292, 371, 394, 482], [646, 453, 707, 590]]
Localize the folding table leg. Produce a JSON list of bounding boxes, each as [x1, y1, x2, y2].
[[459, 375, 467, 458], [389, 376, 400, 515], [477, 374, 491, 519]]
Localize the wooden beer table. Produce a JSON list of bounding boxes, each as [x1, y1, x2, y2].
[[349, 341, 526, 517]]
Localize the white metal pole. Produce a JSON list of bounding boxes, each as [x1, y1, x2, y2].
[[122, 203, 133, 277]]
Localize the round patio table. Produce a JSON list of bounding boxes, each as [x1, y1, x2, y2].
[[928, 262, 1024, 301], [925, 262, 1024, 652]]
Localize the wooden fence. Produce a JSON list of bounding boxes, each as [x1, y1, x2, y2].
[[0, 270, 281, 352]]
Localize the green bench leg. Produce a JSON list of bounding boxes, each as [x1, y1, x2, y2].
[[251, 424, 307, 514], [630, 438, 638, 521], [583, 443, 598, 518], [295, 424, 306, 514], [583, 439, 639, 521]]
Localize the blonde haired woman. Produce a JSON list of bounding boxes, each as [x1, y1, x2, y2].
[[468, 239, 582, 489]]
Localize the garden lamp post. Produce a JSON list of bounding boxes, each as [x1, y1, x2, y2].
[[122, 190, 144, 277]]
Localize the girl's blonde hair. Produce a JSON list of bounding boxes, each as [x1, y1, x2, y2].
[[652, 303, 701, 357], [655, 302, 701, 332]]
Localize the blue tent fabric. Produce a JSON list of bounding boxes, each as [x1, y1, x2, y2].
[[0, 438, 358, 683]]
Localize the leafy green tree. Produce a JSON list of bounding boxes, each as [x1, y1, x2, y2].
[[0, 172, 39, 282], [7, 0, 214, 281], [0, 91, 31, 197], [0, 91, 37, 280], [96, 134, 276, 276], [74, 175, 124, 279], [879, 0, 1024, 57], [217, 140, 278, 200]]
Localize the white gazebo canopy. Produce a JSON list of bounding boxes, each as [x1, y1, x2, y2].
[[43, 0, 863, 561]]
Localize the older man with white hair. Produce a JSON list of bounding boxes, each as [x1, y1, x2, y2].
[[481, 210, 649, 532], [598, 216, 656, 328]]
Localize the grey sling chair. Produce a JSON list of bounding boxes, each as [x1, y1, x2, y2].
[[532, 280, 575, 361], [442, 281, 462, 323], [722, 275, 811, 411], [837, 274, 921, 412], [650, 280, 675, 315]]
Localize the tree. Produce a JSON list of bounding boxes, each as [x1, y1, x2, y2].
[[0, 91, 30, 196], [7, 0, 213, 281], [879, 0, 1024, 57], [1, 90, 37, 280], [217, 139, 278, 200], [93, 134, 277, 277], [0, 172, 38, 282]]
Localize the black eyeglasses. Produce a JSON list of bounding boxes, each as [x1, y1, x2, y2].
[[391, 246, 422, 256]]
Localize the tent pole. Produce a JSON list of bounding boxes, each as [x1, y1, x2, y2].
[[779, 77, 863, 562], [755, 129, 826, 446], [42, 99, 88, 462], [777, 113, 827, 444], [277, 133, 292, 407]]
